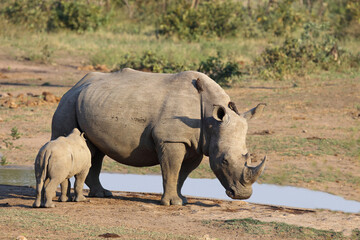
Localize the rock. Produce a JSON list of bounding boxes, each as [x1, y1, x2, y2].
[[42, 91, 57, 103], [0, 92, 10, 98], [16, 236, 28, 240], [95, 64, 110, 72], [9, 100, 18, 109]]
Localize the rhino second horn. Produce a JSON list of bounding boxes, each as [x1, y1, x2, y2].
[[243, 156, 267, 184]]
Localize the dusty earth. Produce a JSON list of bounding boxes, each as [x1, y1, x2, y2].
[[0, 55, 360, 239], [1, 185, 359, 240]]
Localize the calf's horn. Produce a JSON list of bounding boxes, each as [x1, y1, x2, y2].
[[242, 156, 267, 184]]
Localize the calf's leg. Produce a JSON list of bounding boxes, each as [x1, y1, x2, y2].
[[74, 168, 90, 202]]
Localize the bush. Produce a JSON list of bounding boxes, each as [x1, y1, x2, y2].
[[255, 0, 305, 36], [254, 23, 359, 80], [48, 0, 107, 32], [3, 0, 108, 32], [157, 0, 244, 40], [114, 51, 195, 73], [198, 53, 242, 87], [114, 51, 241, 87]]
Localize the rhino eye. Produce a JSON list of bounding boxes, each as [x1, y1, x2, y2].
[[221, 159, 229, 165]]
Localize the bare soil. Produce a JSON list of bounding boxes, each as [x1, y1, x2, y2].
[[0, 56, 360, 239], [1, 185, 359, 239]]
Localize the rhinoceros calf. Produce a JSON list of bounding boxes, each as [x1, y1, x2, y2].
[[33, 128, 91, 208], [51, 68, 266, 205]]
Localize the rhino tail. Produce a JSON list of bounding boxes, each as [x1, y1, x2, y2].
[[34, 148, 51, 207]]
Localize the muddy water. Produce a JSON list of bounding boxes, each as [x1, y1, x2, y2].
[[1, 167, 360, 213]]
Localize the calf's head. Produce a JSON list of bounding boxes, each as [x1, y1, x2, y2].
[[208, 104, 266, 200]]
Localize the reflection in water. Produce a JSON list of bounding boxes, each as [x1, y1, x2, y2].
[[0, 167, 35, 186], [1, 168, 359, 213]]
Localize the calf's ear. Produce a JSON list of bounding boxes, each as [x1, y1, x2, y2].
[[242, 103, 266, 121], [80, 132, 86, 139]]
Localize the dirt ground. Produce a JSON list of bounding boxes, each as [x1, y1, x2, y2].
[[0, 55, 360, 239], [1, 185, 359, 239]]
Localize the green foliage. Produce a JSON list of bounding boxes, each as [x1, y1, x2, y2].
[[157, 0, 244, 40], [11, 127, 21, 140], [198, 52, 242, 87], [48, 0, 106, 32], [114, 51, 195, 73], [113, 51, 241, 86], [255, 0, 305, 36], [3, 0, 51, 30], [2, 0, 107, 32], [254, 23, 359, 80], [1, 156, 8, 166]]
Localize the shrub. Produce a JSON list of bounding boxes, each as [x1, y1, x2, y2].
[[114, 51, 241, 86], [3, 0, 51, 31], [3, 0, 108, 32], [254, 23, 348, 80], [157, 0, 244, 40], [114, 51, 195, 73], [198, 53, 242, 87], [255, 0, 305, 36]]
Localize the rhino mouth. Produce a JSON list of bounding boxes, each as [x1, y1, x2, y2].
[[225, 185, 252, 200], [226, 189, 236, 199]]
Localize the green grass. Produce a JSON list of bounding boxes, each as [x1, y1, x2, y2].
[[248, 135, 360, 158], [0, 18, 268, 71], [259, 163, 360, 188], [0, 209, 196, 240], [203, 218, 351, 239]]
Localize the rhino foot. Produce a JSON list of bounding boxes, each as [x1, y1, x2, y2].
[[181, 195, 188, 205], [45, 202, 55, 208], [88, 188, 113, 198], [161, 195, 185, 206], [74, 195, 87, 202], [59, 195, 70, 202]]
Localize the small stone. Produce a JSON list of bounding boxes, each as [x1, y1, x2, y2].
[[16, 236, 28, 240], [9, 101, 18, 109], [42, 92, 57, 103]]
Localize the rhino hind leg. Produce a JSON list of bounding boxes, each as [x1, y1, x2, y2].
[[73, 168, 90, 202], [59, 179, 71, 202], [44, 178, 62, 208], [86, 150, 112, 198], [157, 143, 186, 206]]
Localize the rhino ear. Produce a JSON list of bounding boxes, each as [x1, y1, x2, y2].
[[242, 103, 266, 121], [80, 132, 86, 139], [213, 105, 227, 122]]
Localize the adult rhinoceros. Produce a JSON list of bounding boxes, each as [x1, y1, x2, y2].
[[51, 68, 266, 205]]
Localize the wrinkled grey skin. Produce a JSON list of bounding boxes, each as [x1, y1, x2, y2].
[[33, 128, 91, 208], [51, 68, 266, 205]]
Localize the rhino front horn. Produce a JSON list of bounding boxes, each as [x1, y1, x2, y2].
[[242, 156, 267, 184]]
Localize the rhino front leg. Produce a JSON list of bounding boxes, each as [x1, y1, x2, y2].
[[177, 155, 203, 204], [157, 143, 186, 206], [86, 151, 112, 197]]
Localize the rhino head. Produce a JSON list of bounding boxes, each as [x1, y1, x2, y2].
[[207, 103, 267, 200]]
